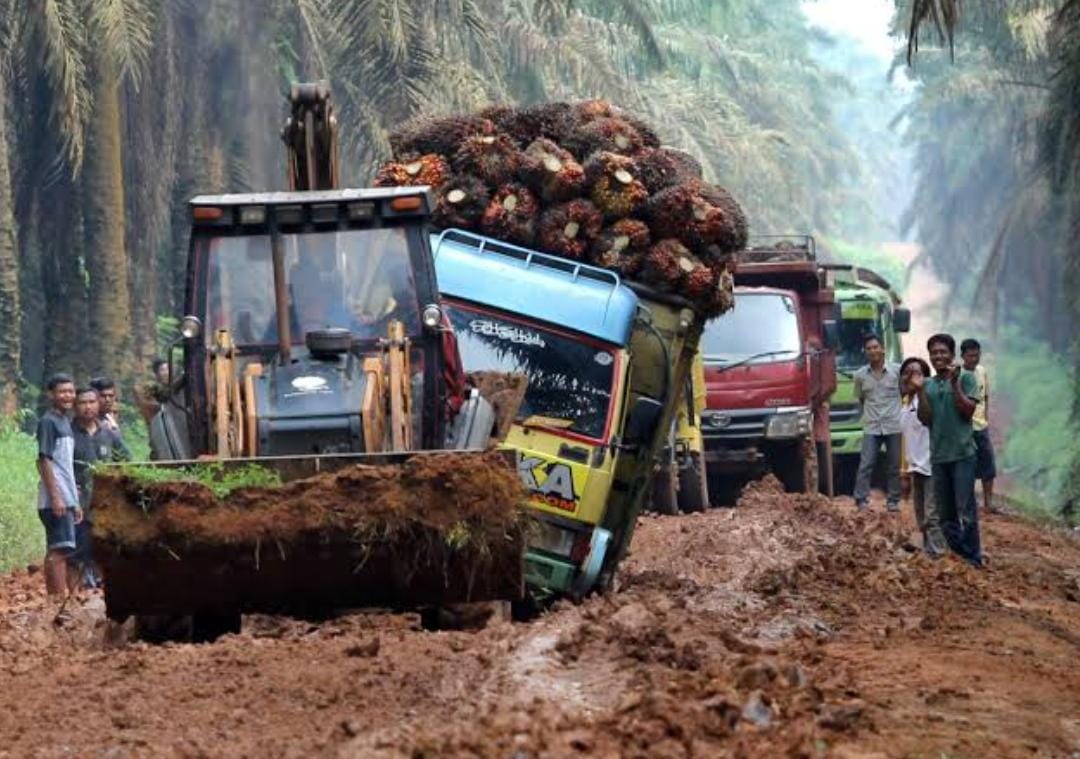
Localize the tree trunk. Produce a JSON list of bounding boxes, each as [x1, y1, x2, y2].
[[0, 73, 20, 416], [83, 54, 133, 385], [41, 196, 90, 383]]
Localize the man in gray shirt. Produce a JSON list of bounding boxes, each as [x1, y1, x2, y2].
[[36, 373, 82, 597], [852, 334, 902, 512]]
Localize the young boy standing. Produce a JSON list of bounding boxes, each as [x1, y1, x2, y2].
[[960, 338, 997, 512], [36, 374, 82, 597], [899, 357, 947, 557]]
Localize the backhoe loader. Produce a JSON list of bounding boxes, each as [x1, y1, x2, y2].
[[91, 83, 526, 639]]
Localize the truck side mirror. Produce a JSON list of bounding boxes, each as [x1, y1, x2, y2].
[[823, 320, 840, 350], [624, 397, 664, 447], [893, 308, 911, 333]]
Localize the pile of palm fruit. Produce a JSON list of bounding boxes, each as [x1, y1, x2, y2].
[[373, 101, 746, 317]]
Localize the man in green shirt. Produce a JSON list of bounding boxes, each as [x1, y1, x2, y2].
[[912, 333, 982, 567]]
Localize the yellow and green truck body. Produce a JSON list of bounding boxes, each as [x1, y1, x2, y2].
[[433, 229, 706, 598]]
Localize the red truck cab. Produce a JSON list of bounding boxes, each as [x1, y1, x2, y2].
[[700, 238, 837, 497]]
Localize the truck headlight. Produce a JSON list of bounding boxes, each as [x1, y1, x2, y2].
[[764, 407, 812, 439]]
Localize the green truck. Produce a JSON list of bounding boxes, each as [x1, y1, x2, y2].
[[823, 264, 910, 494]]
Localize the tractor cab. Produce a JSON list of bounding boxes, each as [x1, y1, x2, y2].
[[154, 188, 455, 460]]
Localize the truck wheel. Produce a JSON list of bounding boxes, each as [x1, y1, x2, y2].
[[833, 456, 857, 496], [816, 441, 834, 497], [651, 462, 679, 515], [677, 452, 709, 512], [772, 438, 818, 494]]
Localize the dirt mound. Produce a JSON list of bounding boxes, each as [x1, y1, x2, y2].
[[3, 494, 1080, 757], [92, 452, 528, 618]]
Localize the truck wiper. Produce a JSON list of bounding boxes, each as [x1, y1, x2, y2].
[[714, 350, 798, 373]]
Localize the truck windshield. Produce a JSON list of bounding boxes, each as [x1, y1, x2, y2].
[[203, 227, 420, 346], [836, 301, 884, 370], [701, 292, 801, 364], [445, 303, 617, 441]]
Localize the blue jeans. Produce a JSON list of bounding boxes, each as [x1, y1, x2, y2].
[[933, 456, 982, 566], [854, 432, 901, 507]]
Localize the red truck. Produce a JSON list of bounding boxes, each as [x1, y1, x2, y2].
[[699, 236, 838, 499]]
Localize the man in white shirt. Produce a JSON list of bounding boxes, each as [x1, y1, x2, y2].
[[899, 357, 947, 557]]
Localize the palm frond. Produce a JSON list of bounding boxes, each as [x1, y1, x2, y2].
[[89, 0, 155, 87], [36, 0, 89, 169]]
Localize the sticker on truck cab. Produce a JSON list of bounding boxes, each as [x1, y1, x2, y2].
[[516, 454, 582, 514], [840, 301, 876, 320]]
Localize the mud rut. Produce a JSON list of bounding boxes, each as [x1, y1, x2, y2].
[[2, 481, 1079, 758]]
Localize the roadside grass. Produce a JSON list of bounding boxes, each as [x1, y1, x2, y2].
[[0, 425, 41, 572], [0, 408, 151, 573]]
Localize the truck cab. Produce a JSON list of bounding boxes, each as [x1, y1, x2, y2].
[[699, 238, 837, 497], [433, 229, 705, 599], [822, 265, 909, 494]]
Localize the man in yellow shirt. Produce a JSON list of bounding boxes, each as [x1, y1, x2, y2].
[[961, 339, 997, 512]]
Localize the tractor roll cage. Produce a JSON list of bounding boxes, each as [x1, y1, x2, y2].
[[181, 190, 447, 455]]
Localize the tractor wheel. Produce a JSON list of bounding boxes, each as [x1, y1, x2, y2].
[[677, 452, 709, 512]]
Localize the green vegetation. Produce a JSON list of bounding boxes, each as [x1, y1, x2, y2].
[[117, 462, 282, 500], [901, 1, 1080, 510], [993, 323, 1078, 518], [0, 425, 41, 571]]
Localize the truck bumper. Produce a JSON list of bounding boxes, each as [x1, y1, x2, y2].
[[831, 427, 863, 457], [525, 552, 576, 596], [702, 445, 763, 468]]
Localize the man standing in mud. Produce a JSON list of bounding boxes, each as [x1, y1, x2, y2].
[[913, 334, 983, 567], [89, 376, 131, 460], [852, 333, 903, 512], [960, 338, 997, 512], [36, 374, 82, 598], [71, 387, 128, 589]]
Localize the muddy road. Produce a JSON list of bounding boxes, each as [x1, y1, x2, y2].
[[2, 482, 1079, 758]]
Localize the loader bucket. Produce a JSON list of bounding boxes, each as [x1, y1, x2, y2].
[[90, 450, 527, 621]]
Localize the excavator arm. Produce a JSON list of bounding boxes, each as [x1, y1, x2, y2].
[[282, 81, 340, 191]]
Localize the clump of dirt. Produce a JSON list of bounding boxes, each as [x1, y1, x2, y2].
[[94, 451, 525, 548]]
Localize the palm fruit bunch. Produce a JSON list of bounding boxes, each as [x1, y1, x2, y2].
[[521, 139, 585, 202], [636, 147, 702, 193], [537, 199, 603, 260], [373, 154, 450, 189], [591, 219, 651, 274], [480, 183, 540, 247], [432, 175, 490, 230], [389, 115, 496, 157], [585, 151, 649, 220], [644, 179, 748, 257], [453, 134, 524, 186], [374, 100, 747, 317]]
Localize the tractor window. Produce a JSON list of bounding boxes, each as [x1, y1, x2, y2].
[[445, 303, 617, 441], [204, 227, 421, 347]]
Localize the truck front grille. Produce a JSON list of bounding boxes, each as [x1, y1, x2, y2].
[[701, 408, 771, 439], [829, 404, 861, 426]]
